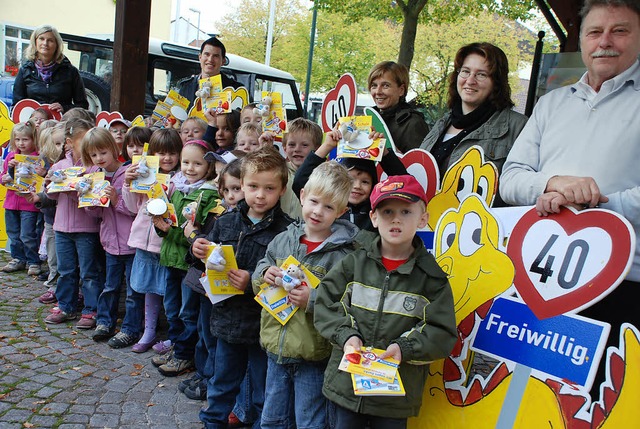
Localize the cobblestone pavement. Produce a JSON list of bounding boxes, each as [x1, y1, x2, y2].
[[0, 252, 208, 429]]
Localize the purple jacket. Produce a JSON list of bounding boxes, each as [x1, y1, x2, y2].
[[47, 152, 100, 233], [85, 164, 135, 256], [2, 151, 39, 212], [122, 182, 164, 254]]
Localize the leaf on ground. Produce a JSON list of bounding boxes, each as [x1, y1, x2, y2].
[[23, 423, 35, 428], [133, 364, 144, 370], [130, 371, 140, 376], [72, 367, 81, 371]]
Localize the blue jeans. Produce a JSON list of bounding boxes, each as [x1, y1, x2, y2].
[[233, 368, 259, 425], [163, 267, 186, 344], [333, 404, 406, 429], [173, 283, 201, 360], [5, 209, 41, 265], [262, 356, 328, 429], [195, 294, 216, 379], [121, 273, 145, 337], [96, 253, 134, 329], [54, 232, 104, 315], [200, 339, 267, 429]]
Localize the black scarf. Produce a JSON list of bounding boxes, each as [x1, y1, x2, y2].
[[430, 99, 496, 173]]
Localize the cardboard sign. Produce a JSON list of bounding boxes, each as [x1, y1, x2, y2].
[[472, 296, 610, 389], [11, 99, 62, 123], [95, 111, 124, 128], [321, 73, 357, 132], [507, 206, 635, 319]]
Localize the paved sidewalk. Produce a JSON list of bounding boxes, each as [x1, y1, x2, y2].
[[0, 252, 206, 429]]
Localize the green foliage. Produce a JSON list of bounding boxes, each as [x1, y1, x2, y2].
[[217, 0, 399, 92], [313, 0, 537, 68]]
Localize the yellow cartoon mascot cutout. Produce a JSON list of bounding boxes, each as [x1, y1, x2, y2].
[[427, 146, 498, 231], [404, 145, 640, 428]]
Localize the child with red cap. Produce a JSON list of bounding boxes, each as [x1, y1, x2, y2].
[[314, 175, 457, 429]]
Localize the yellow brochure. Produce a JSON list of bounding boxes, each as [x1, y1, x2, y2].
[[336, 116, 385, 162], [165, 89, 190, 111], [352, 373, 405, 396], [338, 346, 400, 383], [203, 90, 232, 114], [259, 91, 287, 139], [78, 175, 110, 208], [46, 167, 88, 193], [203, 244, 241, 296], [5, 154, 45, 193], [254, 255, 320, 325], [130, 154, 160, 194]]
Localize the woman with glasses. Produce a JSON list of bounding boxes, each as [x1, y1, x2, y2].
[[13, 25, 88, 114], [420, 42, 527, 177]]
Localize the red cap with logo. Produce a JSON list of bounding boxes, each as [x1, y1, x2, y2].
[[370, 175, 427, 210]]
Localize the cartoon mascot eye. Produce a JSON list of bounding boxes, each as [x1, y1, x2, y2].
[[456, 165, 474, 200], [459, 212, 483, 257], [476, 176, 490, 200], [438, 222, 457, 256]]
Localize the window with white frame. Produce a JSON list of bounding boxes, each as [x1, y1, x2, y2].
[[4, 25, 32, 77]]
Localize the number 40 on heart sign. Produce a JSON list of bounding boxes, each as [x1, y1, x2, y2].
[[507, 206, 635, 320], [320, 73, 357, 132]]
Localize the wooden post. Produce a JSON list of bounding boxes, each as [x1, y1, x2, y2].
[[111, 0, 151, 118]]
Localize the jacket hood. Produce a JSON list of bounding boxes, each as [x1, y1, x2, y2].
[[288, 218, 359, 251]]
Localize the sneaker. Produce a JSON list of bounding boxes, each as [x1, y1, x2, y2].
[[2, 259, 26, 273], [38, 290, 57, 304], [37, 270, 50, 281], [152, 340, 173, 355], [184, 379, 207, 400], [108, 331, 139, 349], [178, 374, 202, 393], [158, 356, 194, 377], [44, 309, 76, 324], [27, 264, 42, 276], [76, 313, 97, 330], [92, 324, 115, 341], [152, 349, 173, 367]]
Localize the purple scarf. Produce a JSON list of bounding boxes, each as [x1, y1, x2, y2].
[[35, 59, 56, 83]]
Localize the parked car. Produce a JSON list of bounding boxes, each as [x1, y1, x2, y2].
[[5, 33, 304, 119], [0, 77, 13, 109]]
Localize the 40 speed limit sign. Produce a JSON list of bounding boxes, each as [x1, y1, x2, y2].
[[506, 206, 635, 320]]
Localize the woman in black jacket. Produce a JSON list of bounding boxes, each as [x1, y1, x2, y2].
[[13, 25, 88, 114], [367, 61, 430, 153]]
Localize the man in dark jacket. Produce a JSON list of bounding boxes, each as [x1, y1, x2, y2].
[[177, 37, 240, 111]]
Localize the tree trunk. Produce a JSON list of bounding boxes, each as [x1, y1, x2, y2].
[[397, 0, 428, 70]]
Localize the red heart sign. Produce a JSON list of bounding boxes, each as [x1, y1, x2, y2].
[[96, 111, 124, 128], [376, 149, 440, 202], [507, 207, 634, 319], [11, 99, 62, 123], [321, 73, 357, 132]]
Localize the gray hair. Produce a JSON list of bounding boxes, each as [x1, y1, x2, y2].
[[26, 25, 64, 63], [580, 0, 640, 19]]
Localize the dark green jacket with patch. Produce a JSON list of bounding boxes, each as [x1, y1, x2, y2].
[[314, 235, 457, 418]]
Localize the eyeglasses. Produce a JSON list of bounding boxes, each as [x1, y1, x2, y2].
[[110, 128, 128, 135], [457, 68, 490, 82]]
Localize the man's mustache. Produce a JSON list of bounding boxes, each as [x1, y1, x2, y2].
[[592, 49, 621, 58]]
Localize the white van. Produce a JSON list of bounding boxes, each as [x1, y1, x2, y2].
[[60, 33, 304, 118]]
